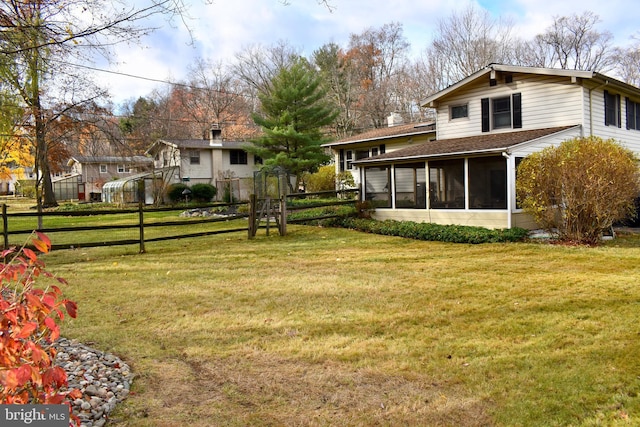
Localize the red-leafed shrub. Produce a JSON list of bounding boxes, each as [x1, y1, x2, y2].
[[0, 232, 80, 424]]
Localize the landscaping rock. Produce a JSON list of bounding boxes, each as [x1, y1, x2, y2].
[[54, 338, 134, 427]]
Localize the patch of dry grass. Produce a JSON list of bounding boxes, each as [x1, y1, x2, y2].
[[42, 226, 640, 426]]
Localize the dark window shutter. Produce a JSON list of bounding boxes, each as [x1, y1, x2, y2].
[[604, 90, 610, 125], [512, 93, 522, 129], [339, 149, 345, 172], [379, 144, 386, 154], [481, 98, 490, 132], [626, 98, 632, 130]]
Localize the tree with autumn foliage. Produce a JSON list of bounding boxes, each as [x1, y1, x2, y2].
[[0, 91, 33, 188], [249, 57, 337, 191], [0, 0, 194, 208], [0, 232, 80, 422]]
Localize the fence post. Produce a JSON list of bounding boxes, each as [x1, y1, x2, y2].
[[248, 194, 257, 239], [279, 196, 287, 236], [138, 180, 146, 253], [2, 204, 8, 249]]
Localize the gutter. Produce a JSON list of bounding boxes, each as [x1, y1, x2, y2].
[[352, 147, 510, 166]]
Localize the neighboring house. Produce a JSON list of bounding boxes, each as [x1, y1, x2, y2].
[[0, 167, 36, 196], [347, 64, 640, 229], [146, 127, 261, 201], [323, 114, 436, 189], [65, 155, 153, 201]]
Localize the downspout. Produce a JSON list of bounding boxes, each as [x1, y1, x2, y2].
[[502, 151, 512, 229], [588, 80, 609, 137]]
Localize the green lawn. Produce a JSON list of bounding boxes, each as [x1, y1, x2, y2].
[[40, 225, 640, 426]]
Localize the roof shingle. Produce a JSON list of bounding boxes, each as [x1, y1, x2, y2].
[[324, 122, 436, 147], [354, 126, 578, 163]]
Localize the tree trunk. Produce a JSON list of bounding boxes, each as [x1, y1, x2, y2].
[[34, 99, 58, 208]]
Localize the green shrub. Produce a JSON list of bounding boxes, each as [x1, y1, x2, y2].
[[190, 183, 217, 203], [326, 217, 528, 244], [304, 165, 337, 192], [166, 183, 190, 203], [517, 136, 640, 244]]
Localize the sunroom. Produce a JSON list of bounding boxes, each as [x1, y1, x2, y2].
[[353, 126, 580, 229]]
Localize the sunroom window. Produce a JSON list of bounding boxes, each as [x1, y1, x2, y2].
[[364, 166, 391, 208], [428, 159, 465, 209], [394, 163, 426, 209], [468, 156, 507, 209]]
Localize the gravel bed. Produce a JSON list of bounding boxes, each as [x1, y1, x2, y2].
[[54, 338, 134, 427]]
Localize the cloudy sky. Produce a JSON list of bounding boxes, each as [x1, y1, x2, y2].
[[93, 0, 639, 106]]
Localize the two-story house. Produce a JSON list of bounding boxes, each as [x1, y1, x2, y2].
[[347, 64, 640, 229], [145, 127, 261, 201], [64, 155, 153, 201], [323, 115, 436, 190]]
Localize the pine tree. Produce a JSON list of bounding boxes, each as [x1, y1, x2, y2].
[[249, 57, 337, 191]]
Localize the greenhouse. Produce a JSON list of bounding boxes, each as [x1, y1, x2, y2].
[[102, 168, 175, 206]]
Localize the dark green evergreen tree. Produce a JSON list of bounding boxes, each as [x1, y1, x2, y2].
[[249, 57, 337, 191]]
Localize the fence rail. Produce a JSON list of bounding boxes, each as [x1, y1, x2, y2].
[[1, 189, 359, 252]]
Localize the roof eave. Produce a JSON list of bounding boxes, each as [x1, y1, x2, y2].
[[421, 67, 492, 107], [421, 65, 598, 107], [322, 130, 435, 148], [353, 147, 509, 165]]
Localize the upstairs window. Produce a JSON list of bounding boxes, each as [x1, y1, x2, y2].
[[117, 164, 131, 173], [99, 164, 107, 173], [230, 149, 248, 165], [450, 104, 469, 120], [492, 97, 512, 128], [604, 90, 621, 127], [626, 97, 640, 131], [481, 93, 522, 132]]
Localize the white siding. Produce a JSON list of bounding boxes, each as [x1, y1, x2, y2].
[[221, 150, 260, 179], [584, 86, 640, 155], [181, 149, 212, 181], [510, 127, 584, 157], [436, 74, 584, 140]]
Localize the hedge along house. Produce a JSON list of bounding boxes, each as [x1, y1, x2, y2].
[[322, 115, 436, 189], [353, 64, 640, 229], [145, 126, 261, 201]]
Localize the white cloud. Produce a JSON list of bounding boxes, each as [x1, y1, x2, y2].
[[96, 0, 636, 105]]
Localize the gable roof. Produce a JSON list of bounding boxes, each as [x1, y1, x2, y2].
[[354, 125, 579, 164], [322, 122, 436, 147], [422, 64, 640, 107], [68, 155, 152, 165]]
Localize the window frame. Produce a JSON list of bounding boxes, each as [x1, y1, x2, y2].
[[604, 90, 621, 128], [626, 97, 640, 131], [363, 166, 391, 208], [99, 164, 107, 174], [450, 104, 469, 120], [467, 156, 507, 210], [428, 159, 465, 209], [117, 164, 131, 173], [481, 93, 522, 132], [229, 149, 248, 165], [492, 96, 512, 129], [394, 162, 426, 209], [188, 149, 200, 165]]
